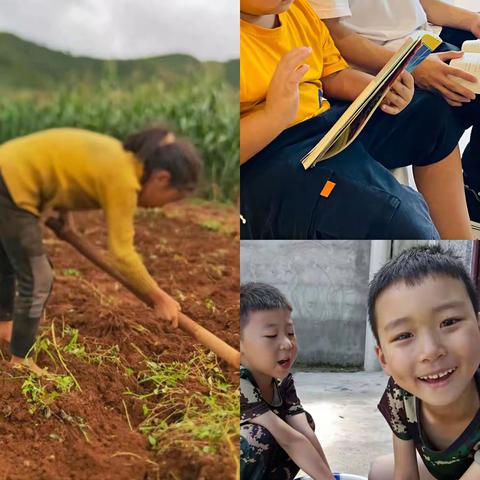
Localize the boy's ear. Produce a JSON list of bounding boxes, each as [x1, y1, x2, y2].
[[375, 344, 391, 376]]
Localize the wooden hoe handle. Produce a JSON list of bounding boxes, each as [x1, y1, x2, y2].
[[45, 217, 240, 369]]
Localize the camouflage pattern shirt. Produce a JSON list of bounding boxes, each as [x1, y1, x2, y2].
[[240, 366, 305, 425], [378, 373, 480, 480]]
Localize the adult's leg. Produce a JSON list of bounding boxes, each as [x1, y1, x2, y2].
[[0, 191, 54, 363], [368, 453, 436, 480], [360, 89, 469, 238], [1, 238, 54, 358], [434, 37, 480, 222], [0, 241, 15, 342], [413, 146, 472, 238], [439, 26, 476, 49]]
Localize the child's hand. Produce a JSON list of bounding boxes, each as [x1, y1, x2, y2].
[[151, 288, 181, 328], [265, 47, 312, 125], [381, 71, 414, 115]]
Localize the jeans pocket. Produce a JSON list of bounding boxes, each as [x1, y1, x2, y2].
[[313, 172, 401, 239]]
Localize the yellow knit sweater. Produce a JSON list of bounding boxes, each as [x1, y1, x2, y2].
[[0, 128, 157, 295]]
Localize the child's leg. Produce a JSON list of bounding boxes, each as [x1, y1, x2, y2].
[[369, 453, 436, 480], [413, 146, 473, 239], [0, 241, 14, 342], [241, 110, 439, 240], [241, 423, 300, 480]]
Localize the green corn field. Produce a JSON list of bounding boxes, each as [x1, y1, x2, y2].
[[0, 77, 239, 203]]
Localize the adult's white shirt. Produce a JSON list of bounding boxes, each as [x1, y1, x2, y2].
[[309, 0, 447, 50]]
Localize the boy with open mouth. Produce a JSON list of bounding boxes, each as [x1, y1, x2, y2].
[[240, 281, 333, 479], [368, 245, 480, 479]]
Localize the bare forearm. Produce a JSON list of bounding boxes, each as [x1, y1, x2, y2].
[[240, 110, 288, 165], [459, 462, 480, 479], [305, 431, 332, 471], [322, 68, 374, 101], [394, 474, 420, 480], [420, 0, 478, 30], [282, 434, 333, 480], [324, 19, 394, 74]]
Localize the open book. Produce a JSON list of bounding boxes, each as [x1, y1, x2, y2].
[[301, 34, 441, 170], [449, 39, 480, 94]]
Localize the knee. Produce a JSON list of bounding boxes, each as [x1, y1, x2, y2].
[[30, 255, 54, 316], [388, 189, 439, 239], [368, 454, 394, 480], [415, 92, 449, 127]]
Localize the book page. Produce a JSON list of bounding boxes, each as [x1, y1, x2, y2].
[[450, 53, 480, 93], [462, 40, 480, 53], [300, 34, 441, 169]]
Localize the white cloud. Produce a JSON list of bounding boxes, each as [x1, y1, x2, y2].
[[0, 0, 239, 61]]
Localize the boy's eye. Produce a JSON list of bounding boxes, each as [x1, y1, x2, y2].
[[392, 332, 413, 342], [287, 332, 295, 337], [264, 335, 277, 338], [441, 318, 462, 328]]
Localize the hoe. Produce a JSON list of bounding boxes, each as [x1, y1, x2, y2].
[[45, 216, 240, 369]]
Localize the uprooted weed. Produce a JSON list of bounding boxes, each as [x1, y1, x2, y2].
[[18, 322, 94, 439], [16, 319, 239, 475], [126, 347, 239, 474]]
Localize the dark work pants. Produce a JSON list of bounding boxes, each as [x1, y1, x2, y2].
[[0, 175, 53, 357]]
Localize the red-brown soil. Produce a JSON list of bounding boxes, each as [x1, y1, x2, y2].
[[0, 201, 239, 480]]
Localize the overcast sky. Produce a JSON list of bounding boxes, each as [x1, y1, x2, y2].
[[0, 0, 239, 61]]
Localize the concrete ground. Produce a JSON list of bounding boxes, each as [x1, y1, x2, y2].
[[293, 370, 392, 478]]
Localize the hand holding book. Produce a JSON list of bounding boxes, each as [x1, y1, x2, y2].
[[380, 71, 414, 115], [301, 34, 442, 169], [414, 51, 478, 106], [449, 40, 480, 96]]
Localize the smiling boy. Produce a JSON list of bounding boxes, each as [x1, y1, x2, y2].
[[367, 245, 480, 479], [240, 282, 333, 480]]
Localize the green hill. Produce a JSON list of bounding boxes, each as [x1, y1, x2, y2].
[[0, 32, 239, 90]]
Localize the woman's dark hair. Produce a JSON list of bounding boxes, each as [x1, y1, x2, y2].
[[368, 245, 479, 345], [123, 127, 202, 188]]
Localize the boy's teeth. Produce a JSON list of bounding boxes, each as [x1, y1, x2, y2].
[[419, 368, 456, 380]]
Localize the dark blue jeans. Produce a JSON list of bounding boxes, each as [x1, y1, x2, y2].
[[241, 89, 463, 239]]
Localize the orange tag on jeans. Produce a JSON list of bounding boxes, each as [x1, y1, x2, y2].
[[320, 180, 336, 198]]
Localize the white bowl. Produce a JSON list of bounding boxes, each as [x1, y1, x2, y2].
[[334, 475, 368, 480]]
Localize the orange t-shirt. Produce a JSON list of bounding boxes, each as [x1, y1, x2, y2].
[[240, 0, 348, 126]]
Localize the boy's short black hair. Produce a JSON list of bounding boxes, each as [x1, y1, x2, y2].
[[368, 245, 479, 345], [123, 126, 202, 188], [240, 282, 292, 333]]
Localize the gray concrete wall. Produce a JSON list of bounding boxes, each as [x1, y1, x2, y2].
[[240, 240, 371, 365]]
